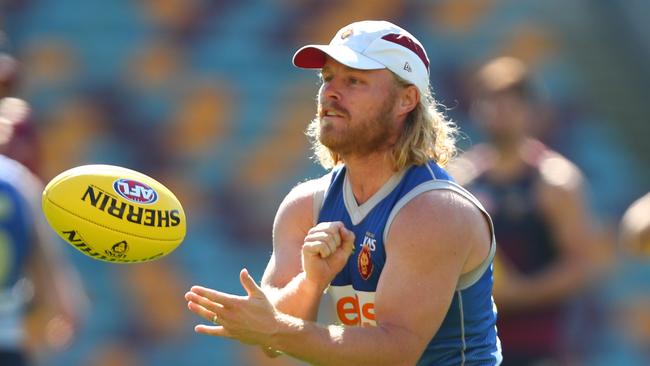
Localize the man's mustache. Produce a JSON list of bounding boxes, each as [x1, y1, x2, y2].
[[319, 102, 349, 118]]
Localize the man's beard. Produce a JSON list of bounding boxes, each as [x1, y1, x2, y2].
[[318, 92, 397, 158], [485, 124, 523, 151]]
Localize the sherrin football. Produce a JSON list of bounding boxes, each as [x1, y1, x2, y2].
[[42, 165, 186, 263]]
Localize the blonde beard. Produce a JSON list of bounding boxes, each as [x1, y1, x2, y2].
[[318, 91, 398, 158]]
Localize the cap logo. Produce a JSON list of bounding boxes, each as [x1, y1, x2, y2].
[[341, 28, 353, 39], [403, 62, 412, 72], [381, 33, 430, 70]]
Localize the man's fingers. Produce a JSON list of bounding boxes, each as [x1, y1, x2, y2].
[[327, 230, 341, 252], [303, 240, 332, 258], [240, 268, 263, 297], [320, 233, 338, 256], [186, 292, 226, 320], [308, 230, 340, 249], [313, 241, 331, 258], [339, 226, 354, 242], [303, 222, 355, 260], [190, 286, 239, 308], [194, 324, 231, 338], [305, 226, 342, 256], [307, 221, 331, 234], [339, 228, 356, 254]]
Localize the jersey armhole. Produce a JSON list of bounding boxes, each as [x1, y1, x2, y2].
[[312, 172, 335, 226], [383, 180, 497, 290]]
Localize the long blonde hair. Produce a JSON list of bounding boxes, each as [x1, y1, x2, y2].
[[306, 73, 458, 170]]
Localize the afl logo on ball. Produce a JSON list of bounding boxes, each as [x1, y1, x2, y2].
[[113, 179, 158, 204]]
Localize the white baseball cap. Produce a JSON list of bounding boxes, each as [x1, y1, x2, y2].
[[293, 20, 430, 96]]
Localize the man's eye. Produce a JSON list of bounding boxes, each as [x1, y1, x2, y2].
[[348, 77, 359, 84]]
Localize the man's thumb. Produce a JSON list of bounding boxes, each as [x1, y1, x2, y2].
[[240, 268, 262, 297]]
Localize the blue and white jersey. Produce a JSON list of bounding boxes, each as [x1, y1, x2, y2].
[[315, 161, 502, 365], [0, 154, 43, 349]]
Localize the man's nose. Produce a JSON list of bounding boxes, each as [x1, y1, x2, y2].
[[320, 81, 341, 101]]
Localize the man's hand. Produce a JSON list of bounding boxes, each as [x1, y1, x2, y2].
[[301, 221, 355, 290], [185, 269, 280, 346]]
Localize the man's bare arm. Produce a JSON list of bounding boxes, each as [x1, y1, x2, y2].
[[261, 178, 325, 321]]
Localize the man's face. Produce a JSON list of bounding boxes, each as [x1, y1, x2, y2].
[[0, 117, 13, 145], [472, 91, 531, 147], [316, 58, 400, 158]]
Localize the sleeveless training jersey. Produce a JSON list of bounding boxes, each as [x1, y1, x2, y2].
[[466, 158, 564, 360], [0, 155, 39, 349], [316, 161, 502, 365]]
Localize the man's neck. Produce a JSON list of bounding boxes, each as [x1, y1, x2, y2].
[[489, 139, 528, 181], [342, 151, 397, 205]]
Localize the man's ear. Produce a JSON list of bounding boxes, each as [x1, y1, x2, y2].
[[397, 85, 420, 115]]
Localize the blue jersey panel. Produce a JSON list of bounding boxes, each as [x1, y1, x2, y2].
[[0, 181, 32, 288]]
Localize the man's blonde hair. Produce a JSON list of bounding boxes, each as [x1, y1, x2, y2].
[[306, 74, 458, 170]]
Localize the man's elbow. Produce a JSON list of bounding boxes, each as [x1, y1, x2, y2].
[[373, 324, 428, 366]]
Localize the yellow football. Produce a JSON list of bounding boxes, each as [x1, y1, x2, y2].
[[42, 165, 186, 263]]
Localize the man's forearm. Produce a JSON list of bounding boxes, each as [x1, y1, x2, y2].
[[263, 272, 324, 321], [268, 314, 420, 366], [523, 256, 592, 306]]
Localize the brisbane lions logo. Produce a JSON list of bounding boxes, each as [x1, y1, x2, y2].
[[357, 245, 374, 280]]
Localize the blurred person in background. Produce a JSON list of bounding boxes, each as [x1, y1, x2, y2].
[[615, 192, 650, 363], [449, 56, 603, 365], [0, 53, 19, 98], [1, 85, 87, 365], [619, 193, 650, 258], [607, 192, 650, 363], [0, 52, 41, 175], [185, 20, 501, 365], [582, 192, 650, 365]]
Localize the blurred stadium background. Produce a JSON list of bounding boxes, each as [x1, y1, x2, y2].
[[1, 0, 649, 365]]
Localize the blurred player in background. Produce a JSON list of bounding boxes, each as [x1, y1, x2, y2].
[[0, 53, 41, 175], [0, 53, 18, 99], [613, 192, 650, 362], [0, 54, 87, 365], [186, 20, 501, 365], [619, 193, 650, 258], [449, 56, 603, 365], [582, 192, 650, 365]]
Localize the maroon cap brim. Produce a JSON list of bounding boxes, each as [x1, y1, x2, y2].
[[292, 46, 328, 69]]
